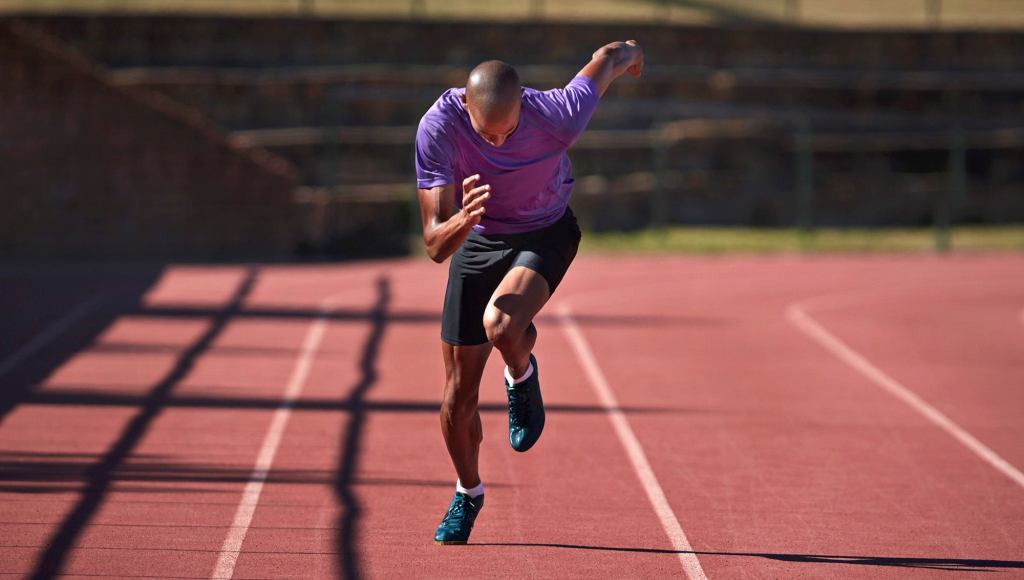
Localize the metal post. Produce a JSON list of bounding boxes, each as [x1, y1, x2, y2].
[[654, 0, 671, 23], [411, 0, 426, 18], [926, 0, 941, 27], [408, 186, 423, 252], [530, 0, 545, 19], [949, 127, 967, 210], [937, 127, 966, 252], [784, 0, 801, 23], [795, 119, 814, 235], [935, 88, 962, 252], [652, 127, 671, 233], [934, 191, 951, 253]]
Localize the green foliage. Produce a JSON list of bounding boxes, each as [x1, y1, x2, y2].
[[580, 226, 1024, 254]]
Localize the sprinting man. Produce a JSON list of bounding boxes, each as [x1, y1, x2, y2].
[[415, 40, 644, 545]]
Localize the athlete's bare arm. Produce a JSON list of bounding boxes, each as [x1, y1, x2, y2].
[[578, 40, 644, 96], [419, 174, 491, 263]]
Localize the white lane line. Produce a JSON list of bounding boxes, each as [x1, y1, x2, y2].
[[558, 304, 708, 580], [0, 296, 102, 379], [788, 302, 1024, 490], [210, 295, 338, 579]]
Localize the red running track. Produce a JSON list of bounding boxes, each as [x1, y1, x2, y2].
[[0, 255, 1022, 579]]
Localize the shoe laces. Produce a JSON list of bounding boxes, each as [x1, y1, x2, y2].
[[443, 494, 470, 525], [507, 387, 530, 428]]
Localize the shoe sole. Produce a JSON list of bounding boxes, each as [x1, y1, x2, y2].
[[434, 540, 468, 545]]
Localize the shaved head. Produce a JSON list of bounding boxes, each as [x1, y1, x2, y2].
[[465, 60, 521, 126]]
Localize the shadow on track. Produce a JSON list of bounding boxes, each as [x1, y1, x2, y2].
[[133, 304, 711, 329], [23, 387, 682, 415], [0, 449, 518, 493], [28, 267, 259, 580], [0, 265, 164, 425], [473, 542, 1024, 572], [333, 276, 390, 580]]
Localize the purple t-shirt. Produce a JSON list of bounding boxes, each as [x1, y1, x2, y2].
[[415, 75, 600, 234]]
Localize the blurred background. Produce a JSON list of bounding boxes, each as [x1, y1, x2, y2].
[[2, 0, 1023, 260]]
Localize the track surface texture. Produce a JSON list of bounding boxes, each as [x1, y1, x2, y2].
[[1, 254, 1022, 579]]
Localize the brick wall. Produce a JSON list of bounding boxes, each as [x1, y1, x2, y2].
[[0, 21, 301, 260]]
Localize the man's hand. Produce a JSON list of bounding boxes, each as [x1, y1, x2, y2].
[[579, 39, 644, 96], [416, 174, 491, 263], [625, 40, 644, 77], [460, 174, 490, 228]]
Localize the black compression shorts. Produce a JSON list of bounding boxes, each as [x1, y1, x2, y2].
[[441, 207, 582, 346]]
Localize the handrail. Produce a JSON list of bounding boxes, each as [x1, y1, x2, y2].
[[108, 64, 1024, 92], [229, 121, 1024, 151], [4, 0, 1024, 29]]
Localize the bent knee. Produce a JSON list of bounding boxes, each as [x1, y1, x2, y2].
[[482, 308, 515, 347]]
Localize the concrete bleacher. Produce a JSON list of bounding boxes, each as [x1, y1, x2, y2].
[[0, 20, 300, 260], [107, 63, 1024, 131], [13, 14, 1024, 244], [22, 15, 1024, 69]]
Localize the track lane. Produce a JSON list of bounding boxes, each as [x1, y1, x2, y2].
[[558, 255, 1024, 579], [792, 280, 1024, 475], [3, 256, 1022, 579], [224, 261, 690, 578]]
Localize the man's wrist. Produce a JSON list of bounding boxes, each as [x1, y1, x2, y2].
[[456, 208, 477, 231]]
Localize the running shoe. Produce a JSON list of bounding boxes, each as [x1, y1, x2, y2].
[[506, 353, 545, 452], [433, 491, 484, 545]]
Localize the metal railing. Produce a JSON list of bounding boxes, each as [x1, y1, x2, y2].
[[634, 120, 1023, 251], [285, 119, 1024, 252], [403, 118, 1019, 251], [4, 0, 1023, 29]]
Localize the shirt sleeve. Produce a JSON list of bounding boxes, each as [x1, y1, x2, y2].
[[529, 75, 601, 146], [415, 115, 456, 189]]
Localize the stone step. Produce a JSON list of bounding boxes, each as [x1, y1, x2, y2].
[[255, 139, 660, 186], [0, 20, 301, 260], [23, 15, 1024, 71], [244, 123, 1024, 191], [113, 64, 1024, 130]]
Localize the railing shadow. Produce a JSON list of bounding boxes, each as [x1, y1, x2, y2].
[[0, 449, 506, 492], [27, 266, 259, 580], [0, 265, 164, 425], [333, 276, 390, 580], [22, 387, 681, 415]]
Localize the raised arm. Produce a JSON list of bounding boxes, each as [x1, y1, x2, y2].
[[577, 40, 644, 97], [418, 174, 490, 263]]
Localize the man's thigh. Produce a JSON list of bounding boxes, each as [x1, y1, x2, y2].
[[485, 266, 551, 335], [441, 235, 515, 346], [486, 210, 582, 332]]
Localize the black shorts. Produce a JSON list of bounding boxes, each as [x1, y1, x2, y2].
[[441, 207, 582, 346]]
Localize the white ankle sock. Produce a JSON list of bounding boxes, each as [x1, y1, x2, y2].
[[456, 479, 484, 498], [504, 361, 534, 386]]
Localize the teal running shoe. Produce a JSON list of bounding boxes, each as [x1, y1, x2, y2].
[[506, 353, 545, 452], [433, 491, 484, 545]]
